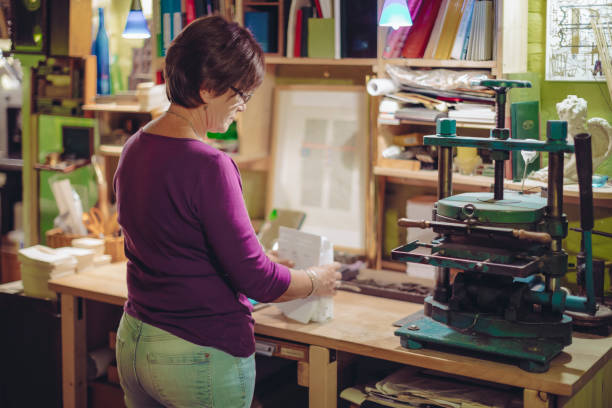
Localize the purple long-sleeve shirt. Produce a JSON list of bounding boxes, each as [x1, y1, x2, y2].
[[114, 130, 291, 357]]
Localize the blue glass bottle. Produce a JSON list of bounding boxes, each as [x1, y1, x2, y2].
[[93, 8, 111, 95]]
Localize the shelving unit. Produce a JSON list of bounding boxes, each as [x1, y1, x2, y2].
[[366, 0, 506, 269]]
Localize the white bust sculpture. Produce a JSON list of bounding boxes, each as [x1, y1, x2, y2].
[[529, 95, 612, 183]]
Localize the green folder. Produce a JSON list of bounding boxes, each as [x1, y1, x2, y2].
[[307, 18, 335, 59]]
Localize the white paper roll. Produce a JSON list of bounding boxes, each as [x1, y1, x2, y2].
[[366, 78, 398, 96]]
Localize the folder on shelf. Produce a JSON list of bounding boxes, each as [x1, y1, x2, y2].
[[308, 18, 335, 58]]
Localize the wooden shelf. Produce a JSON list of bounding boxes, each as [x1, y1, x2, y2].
[[99, 144, 269, 170], [383, 119, 494, 130], [83, 103, 165, 114], [381, 58, 497, 69], [265, 56, 377, 66], [373, 166, 612, 206]]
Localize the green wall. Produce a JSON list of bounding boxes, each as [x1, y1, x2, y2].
[[529, 0, 612, 176]]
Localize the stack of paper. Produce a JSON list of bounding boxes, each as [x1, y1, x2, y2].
[[448, 103, 496, 123], [276, 227, 334, 324], [340, 366, 522, 408], [18, 245, 78, 299]]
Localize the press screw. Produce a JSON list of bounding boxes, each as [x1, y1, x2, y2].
[[408, 325, 420, 331]]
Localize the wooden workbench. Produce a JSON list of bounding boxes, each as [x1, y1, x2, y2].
[[49, 262, 612, 408]]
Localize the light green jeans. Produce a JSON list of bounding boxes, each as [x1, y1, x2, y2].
[[116, 312, 255, 408]]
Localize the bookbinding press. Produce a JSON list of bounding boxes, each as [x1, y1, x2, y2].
[[392, 79, 599, 372]]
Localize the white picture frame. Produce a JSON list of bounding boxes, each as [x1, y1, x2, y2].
[[269, 85, 368, 250]]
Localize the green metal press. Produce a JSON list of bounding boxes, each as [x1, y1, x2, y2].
[[392, 79, 598, 372]]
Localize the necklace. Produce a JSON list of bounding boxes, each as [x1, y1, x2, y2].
[[166, 110, 201, 140]]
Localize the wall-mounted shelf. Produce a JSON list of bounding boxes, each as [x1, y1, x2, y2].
[[373, 166, 612, 207], [99, 144, 269, 171], [380, 119, 494, 130], [265, 56, 377, 66], [380, 58, 496, 69], [83, 104, 165, 115]]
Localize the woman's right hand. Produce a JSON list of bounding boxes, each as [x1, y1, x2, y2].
[[308, 262, 342, 297]]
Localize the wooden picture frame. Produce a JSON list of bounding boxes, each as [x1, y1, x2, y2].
[[268, 85, 368, 251]]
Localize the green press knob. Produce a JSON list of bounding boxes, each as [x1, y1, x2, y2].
[[547, 120, 568, 142], [437, 118, 456, 137]]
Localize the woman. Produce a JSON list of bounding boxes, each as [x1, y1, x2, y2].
[[114, 15, 342, 408]]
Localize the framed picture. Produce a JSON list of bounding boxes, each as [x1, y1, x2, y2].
[[546, 0, 612, 81], [269, 85, 368, 250]]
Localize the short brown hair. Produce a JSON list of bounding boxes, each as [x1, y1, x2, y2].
[[164, 15, 265, 108]]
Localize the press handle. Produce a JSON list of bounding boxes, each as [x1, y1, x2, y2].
[[398, 219, 431, 229], [512, 229, 552, 244], [574, 133, 594, 231]]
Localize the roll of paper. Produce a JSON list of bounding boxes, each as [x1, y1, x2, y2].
[[366, 78, 398, 96]]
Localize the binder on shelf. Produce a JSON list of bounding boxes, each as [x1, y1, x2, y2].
[[334, 0, 341, 58], [300, 6, 312, 57], [286, 0, 310, 57], [245, 12, 271, 53], [308, 18, 335, 58], [294, 8, 303, 56], [450, 0, 474, 59], [339, 0, 376, 58], [161, 0, 172, 57], [185, 0, 196, 24], [422, 0, 449, 58], [401, 0, 443, 58], [433, 0, 466, 59], [172, 0, 182, 39]]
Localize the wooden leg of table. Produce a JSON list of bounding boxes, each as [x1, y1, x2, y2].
[[61, 294, 87, 408], [308, 345, 337, 408], [524, 389, 552, 408]]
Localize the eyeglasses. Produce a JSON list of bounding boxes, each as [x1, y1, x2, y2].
[[230, 86, 252, 104]]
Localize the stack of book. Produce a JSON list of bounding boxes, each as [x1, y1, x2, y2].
[[383, 0, 495, 61]]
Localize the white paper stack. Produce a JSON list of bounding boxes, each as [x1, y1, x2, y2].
[[55, 247, 96, 272], [276, 227, 334, 324], [71, 237, 110, 266], [18, 245, 77, 299]]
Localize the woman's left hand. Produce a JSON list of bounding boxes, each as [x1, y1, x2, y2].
[[267, 250, 295, 268]]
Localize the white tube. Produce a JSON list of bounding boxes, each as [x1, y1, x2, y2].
[[366, 78, 398, 96]]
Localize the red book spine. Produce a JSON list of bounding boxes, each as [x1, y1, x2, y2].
[[185, 0, 196, 23], [401, 0, 443, 58], [294, 9, 303, 57], [313, 0, 323, 18]]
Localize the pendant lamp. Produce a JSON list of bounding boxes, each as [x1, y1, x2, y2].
[[122, 0, 151, 39], [379, 0, 413, 30]]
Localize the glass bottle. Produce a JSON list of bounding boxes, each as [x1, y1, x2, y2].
[[93, 8, 111, 95]]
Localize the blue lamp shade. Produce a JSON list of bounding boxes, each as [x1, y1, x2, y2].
[[122, 0, 151, 39], [379, 0, 413, 30]]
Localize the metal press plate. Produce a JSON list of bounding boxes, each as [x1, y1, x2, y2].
[[437, 192, 547, 224]]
